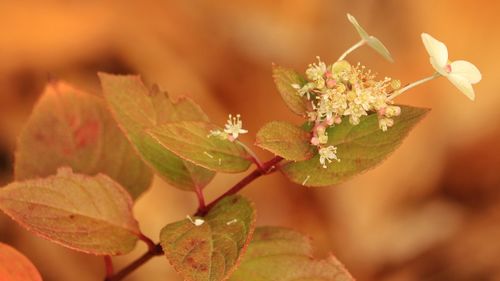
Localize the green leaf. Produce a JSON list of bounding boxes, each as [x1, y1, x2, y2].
[[230, 226, 354, 281], [256, 121, 314, 161], [272, 64, 309, 116], [0, 242, 42, 281], [14, 81, 153, 199], [148, 121, 252, 173], [98, 73, 215, 191], [160, 195, 256, 281], [281, 106, 429, 186], [0, 168, 141, 256]]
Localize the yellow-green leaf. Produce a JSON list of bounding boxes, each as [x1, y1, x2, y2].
[[0, 242, 42, 281], [230, 226, 354, 281], [98, 73, 215, 191], [14, 81, 153, 199], [148, 122, 252, 173], [0, 168, 141, 256], [282, 106, 429, 186], [272, 64, 309, 116], [160, 195, 256, 281], [256, 121, 314, 161]]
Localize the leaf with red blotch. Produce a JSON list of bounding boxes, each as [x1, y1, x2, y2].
[[160, 195, 256, 281], [14, 81, 153, 199], [230, 226, 355, 281], [99, 73, 215, 191], [0, 168, 141, 256], [0, 242, 42, 281]]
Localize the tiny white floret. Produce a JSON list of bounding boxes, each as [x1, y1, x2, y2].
[[421, 33, 482, 100], [226, 219, 238, 225], [224, 114, 248, 141], [318, 145, 340, 168]]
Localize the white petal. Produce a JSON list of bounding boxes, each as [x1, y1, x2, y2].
[[450, 60, 482, 84], [347, 13, 369, 40], [421, 33, 448, 68], [448, 74, 475, 101], [367, 36, 394, 63]]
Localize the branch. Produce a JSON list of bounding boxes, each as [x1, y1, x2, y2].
[[104, 244, 163, 281], [196, 156, 283, 216], [104, 155, 283, 280]]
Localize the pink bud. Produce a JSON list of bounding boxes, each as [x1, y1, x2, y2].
[[315, 124, 326, 134], [378, 107, 386, 116], [325, 117, 334, 126], [227, 136, 235, 142], [310, 137, 320, 146], [334, 116, 342, 124], [326, 79, 336, 89], [325, 71, 332, 78]]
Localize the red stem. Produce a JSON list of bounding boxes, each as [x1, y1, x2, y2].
[[194, 186, 207, 214], [104, 155, 283, 281], [104, 244, 163, 281], [104, 256, 114, 278], [196, 156, 283, 216], [138, 232, 156, 252]]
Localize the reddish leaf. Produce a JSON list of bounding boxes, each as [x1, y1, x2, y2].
[[148, 121, 252, 173], [15, 81, 152, 199], [0, 242, 42, 281], [256, 121, 314, 161], [99, 73, 215, 191], [272, 65, 309, 116], [230, 227, 355, 281], [160, 195, 256, 281], [0, 168, 141, 256]]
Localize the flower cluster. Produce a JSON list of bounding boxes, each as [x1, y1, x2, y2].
[[208, 114, 248, 142], [292, 57, 402, 167]]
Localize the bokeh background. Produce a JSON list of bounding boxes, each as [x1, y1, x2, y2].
[[1, 1, 499, 280]]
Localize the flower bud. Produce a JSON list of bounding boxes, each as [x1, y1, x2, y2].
[[331, 60, 351, 74], [326, 79, 336, 89]]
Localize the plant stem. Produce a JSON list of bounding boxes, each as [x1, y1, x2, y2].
[[104, 256, 114, 278], [237, 140, 264, 171], [194, 186, 207, 214], [138, 232, 156, 252], [388, 73, 441, 100], [196, 155, 283, 216], [338, 39, 365, 61], [104, 244, 164, 281], [104, 155, 284, 280]]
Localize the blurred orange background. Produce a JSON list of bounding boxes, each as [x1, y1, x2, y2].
[[1, 1, 499, 280]]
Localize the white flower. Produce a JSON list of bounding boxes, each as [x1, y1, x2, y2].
[[421, 33, 482, 100], [347, 14, 393, 63], [318, 145, 340, 168], [224, 114, 248, 141]]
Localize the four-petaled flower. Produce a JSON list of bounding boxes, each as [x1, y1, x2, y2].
[[421, 33, 482, 100], [318, 146, 340, 168]]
